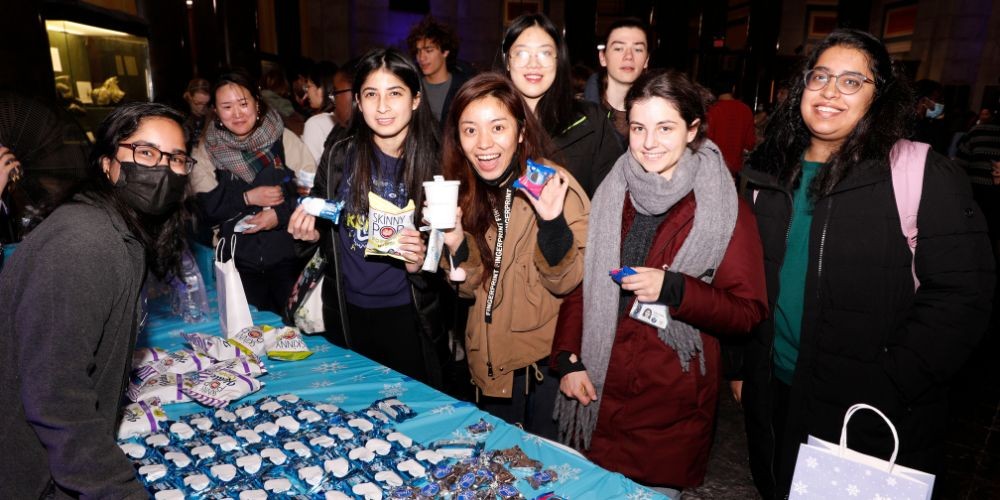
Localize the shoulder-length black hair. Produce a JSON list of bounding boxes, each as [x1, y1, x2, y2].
[[749, 28, 914, 199], [211, 68, 271, 131], [332, 47, 440, 217], [308, 61, 339, 113], [497, 13, 575, 137], [81, 101, 188, 279], [625, 69, 712, 151]]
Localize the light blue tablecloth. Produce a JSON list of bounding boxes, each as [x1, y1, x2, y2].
[[138, 290, 666, 499]]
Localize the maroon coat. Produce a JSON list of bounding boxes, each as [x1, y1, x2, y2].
[[551, 191, 768, 487]]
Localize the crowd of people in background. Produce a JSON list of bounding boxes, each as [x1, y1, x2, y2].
[[1, 11, 998, 499]]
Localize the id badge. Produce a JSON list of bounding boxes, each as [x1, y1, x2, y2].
[[629, 301, 670, 329]]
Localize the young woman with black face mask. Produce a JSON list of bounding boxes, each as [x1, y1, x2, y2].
[[0, 101, 190, 499]]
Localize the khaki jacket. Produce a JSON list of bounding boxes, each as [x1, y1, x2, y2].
[[453, 167, 590, 397]]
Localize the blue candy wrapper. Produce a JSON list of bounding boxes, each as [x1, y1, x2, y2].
[[609, 266, 638, 284], [513, 159, 557, 199]]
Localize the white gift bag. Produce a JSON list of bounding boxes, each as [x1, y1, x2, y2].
[[214, 235, 253, 338], [789, 403, 935, 500]]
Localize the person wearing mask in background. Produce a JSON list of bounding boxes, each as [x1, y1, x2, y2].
[[287, 48, 445, 388], [0, 102, 191, 499], [441, 73, 589, 438], [189, 69, 316, 319], [740, 29, 994, 499], [182, 77, 213, 153], [706, 72, 757, 176], [301, 61, 340, 163], [552, 70, 767, 496], [406, 16, 469, 127], [500, 13, 623, 198], [583, 18, 652, 143], [913, 78, 949, 154]]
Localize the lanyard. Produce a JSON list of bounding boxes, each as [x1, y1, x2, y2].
[[484, 188, 512, 324]]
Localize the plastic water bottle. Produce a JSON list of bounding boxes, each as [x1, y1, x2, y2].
[[175, 249, 210, 323]]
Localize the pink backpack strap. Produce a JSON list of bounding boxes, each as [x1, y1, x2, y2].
[[890, 139, 930, 290]]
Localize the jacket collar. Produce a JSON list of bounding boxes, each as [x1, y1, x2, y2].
[[742, 159, 891, 198]]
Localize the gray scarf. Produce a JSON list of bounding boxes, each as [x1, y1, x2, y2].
[[554, 140, 737, 450]]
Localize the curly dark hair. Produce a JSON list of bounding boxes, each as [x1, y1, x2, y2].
[[82, 101, 189, 280], [406, 16, 459, 67], [748, 29, 915, 200]]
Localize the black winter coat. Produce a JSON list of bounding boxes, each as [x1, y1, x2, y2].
[[740, 151, 994, 499], [551, 100, 624, 198]]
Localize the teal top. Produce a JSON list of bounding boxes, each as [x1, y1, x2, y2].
[[772, 160, 823, 385]]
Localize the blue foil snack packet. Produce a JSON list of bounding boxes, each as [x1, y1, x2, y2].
[[513, 159, 557, 199], [609, 266, 638, 284]]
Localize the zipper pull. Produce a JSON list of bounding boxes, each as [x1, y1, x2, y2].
[[487, 361, 494, 378]]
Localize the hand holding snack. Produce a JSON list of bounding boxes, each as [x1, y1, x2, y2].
[[288, 205, 320, 242], [519, 169, 570, 222], [242, 208, 278, 234], [620, 266, 666, 303], [245, 185, 284, 207]]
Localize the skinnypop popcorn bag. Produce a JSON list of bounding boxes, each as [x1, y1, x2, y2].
[[364, 192, 415, 262]]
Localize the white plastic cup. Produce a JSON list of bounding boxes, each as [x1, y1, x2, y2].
[[422, 175, 460, 229]]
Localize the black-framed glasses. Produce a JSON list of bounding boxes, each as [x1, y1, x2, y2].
[[803, 69, 876, 95], [328, 88, 351, 99], [118, 143, 195, 174]]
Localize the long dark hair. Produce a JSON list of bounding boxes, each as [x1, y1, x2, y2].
[[333, 48, 440, 217], [443, 72, 553, 278], [749, 29, 914, 199], [498, 13, 575, 137], [626, 69, 712, 151], [81, 101, 188, 279]]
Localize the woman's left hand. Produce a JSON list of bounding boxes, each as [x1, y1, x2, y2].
[[398, 227, 427, 274], [521, 171, 570, 221], [242, 208, 279, 234], [621, 266, 665, 303]]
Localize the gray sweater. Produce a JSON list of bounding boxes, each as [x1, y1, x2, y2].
[[0, 194, 149, 499]]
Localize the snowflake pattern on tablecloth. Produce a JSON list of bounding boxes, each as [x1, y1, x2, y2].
[[374, 366, 392, 375], [429, 404, 456, 416], [451, 428, 475, 440], [379, 382, 406, 398], [311, 343, 331, 353], [846, 484, 860, 496], [805, 456, 818, 469], [549, 463, 582, 484], [310, 380, 334, 389], [325, 394, 347, 404], [792, 481, 808, 494], [266, 370, 286, 380], [350, 373, 367, 383], [312, 362, 345, 374], [521, 434, 545, 446], [624, 489, 657, 500]]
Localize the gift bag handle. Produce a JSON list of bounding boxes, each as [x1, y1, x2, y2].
[[215, 235, 238, 263], [839, 403, 900, 472]]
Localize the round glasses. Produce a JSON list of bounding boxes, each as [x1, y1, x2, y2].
[[118, 143, 195, 174], [803, 69, 876, 95], [509, 49, 557, 68]]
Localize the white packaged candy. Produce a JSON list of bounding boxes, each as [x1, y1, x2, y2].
[[134, 349, 212, 381], [227, 326, 270, 357], [265, 327, 313, 361], [181, 368, 263, 408], [117, 400, 169, 439], [132, 347, 169, 371], [183, 332, 245, 361], [204, 355, 267, 379], [127, 373, 191, 404]]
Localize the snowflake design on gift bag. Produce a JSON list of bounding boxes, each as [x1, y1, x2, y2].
[[379, 382, 406, 398], [805, 456, 818, 469], [429, 404, 456, 416], [312, 362, 345, 374], [792, 481, 808, 494], [846, 484, 860, 496], [873, 495, 892, 500], [886, 477, 897, 486], [550, 463, 581, 484]]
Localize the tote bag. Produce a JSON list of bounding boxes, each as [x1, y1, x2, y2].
[[789, 403, 935, 500], [214, 235, 253, 338]]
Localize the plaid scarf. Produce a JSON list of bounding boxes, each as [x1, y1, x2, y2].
[[205, 107, 285, 183]]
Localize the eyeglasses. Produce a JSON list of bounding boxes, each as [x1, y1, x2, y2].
[[328, 88, 351, 99], [118, 143, 195, 174], [509, 49, 557, 68], [803, 69, 876, 95]]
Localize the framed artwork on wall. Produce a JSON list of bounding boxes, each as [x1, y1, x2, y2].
[[805, 6, 838, 39]]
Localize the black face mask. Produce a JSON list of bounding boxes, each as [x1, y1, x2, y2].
[[114, 161, 187, 216], [478, 154, 520, 188]]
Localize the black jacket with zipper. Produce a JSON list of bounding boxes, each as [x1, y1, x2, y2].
[[311, 138, 448, 388], [550, 100, 624, 198], [739, 150, 994, 499]]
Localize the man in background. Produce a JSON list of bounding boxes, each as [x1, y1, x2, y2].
[[406, 17, 468, 126]]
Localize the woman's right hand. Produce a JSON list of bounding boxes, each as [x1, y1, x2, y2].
[[560, 370, 598, 406], [245, 185, 284, 207], [288, 205, 320, 242], [442, 206, 465, 255]]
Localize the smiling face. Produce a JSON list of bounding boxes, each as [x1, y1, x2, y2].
[[215, 83, 259, 139], [415, 38, 449, 83], [507, 25, 558, 109], [458, 96, 523, 181], [357, 68, 420, 153], [599, 27, 649, 86], [800, 45, 876, 158], [628, 96, 698, 180]]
